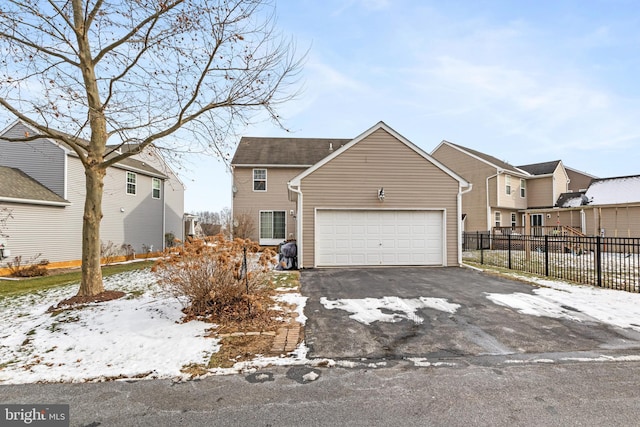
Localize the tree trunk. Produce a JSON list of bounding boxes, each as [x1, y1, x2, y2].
[[78, 165, 106, 296]]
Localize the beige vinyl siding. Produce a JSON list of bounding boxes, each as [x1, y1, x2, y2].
[[0, 158, 85, 266], [552, 166, 569, 205], [495, 174, 528, 210], [527, 176, 553, 208], [585, 206, 640, 238], [567, 169, 593, 192], [232, 166, 304, 242], [300, 128, 460, 267], [431, 143, 495, 232]]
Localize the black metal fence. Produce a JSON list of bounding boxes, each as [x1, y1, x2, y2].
[[463, 232, 640, 292]]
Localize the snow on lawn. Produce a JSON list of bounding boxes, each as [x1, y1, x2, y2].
[[320, 296, 461, 325], [0, 269, 219, 384], [486, 274, 640, 331]]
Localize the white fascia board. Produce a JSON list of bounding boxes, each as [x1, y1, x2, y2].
[[0, 196, 71, 207], [232, 164, 314, 168]]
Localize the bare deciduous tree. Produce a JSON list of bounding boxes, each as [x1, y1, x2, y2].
[[0, 0, 302, 296]]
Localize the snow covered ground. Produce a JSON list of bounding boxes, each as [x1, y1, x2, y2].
[[2, 266, 640, 384], [0, 269, 309, 385]]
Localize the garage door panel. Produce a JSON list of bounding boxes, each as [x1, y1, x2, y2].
[[316, 210, 444, 266]]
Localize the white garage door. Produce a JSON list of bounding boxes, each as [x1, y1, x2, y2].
[[316, 210, 444, 266]]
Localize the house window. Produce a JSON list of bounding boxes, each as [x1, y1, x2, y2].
[[126, 172, 136, 195], [505, 175, 511, 195], [520, 179, 526, 198], [495, 211, 501, 227], [152, 178, 161, 199], [511, 213, 517, 227], [260, 211, 286, 243], [253, 169, 267, 191]]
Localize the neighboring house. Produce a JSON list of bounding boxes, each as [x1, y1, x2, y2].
[[430, 142, 597, 233], [0, 120, 185, 269], [231, 121, 470, 268], [527, 175, 640, 237]]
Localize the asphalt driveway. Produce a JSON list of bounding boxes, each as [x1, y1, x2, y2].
[[301, 267, 640, 361]]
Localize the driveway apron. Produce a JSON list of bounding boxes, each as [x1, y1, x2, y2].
[[301, 267, 640, 360]]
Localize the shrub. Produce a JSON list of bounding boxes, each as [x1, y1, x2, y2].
[[121, 243, 135, 261], [7, 254, 49, 277], [100, 240, 120, 265], [152, 235, 276, 324]]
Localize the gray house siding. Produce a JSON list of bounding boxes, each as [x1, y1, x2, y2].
[[0, 122, 67, 198], [1, 158, 85, 266], [100, 164, 165, 255]]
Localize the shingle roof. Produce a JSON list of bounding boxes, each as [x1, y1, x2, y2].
[[0, 166, 69, 204], [556, 191, 588, 208], [518, 160, 561, 176], [584, 175, 640, 205], [231, 137, 352, 166], [445, 141, 527, 175]]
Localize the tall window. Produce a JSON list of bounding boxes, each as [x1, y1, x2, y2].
[[260, 211, 285, 243], [253, 169, 267, 191], [152, 178, 161, 199], [511, 213, 517, 227], [520, 179, 526, 198], [505, 175, 511, 195], [126, 172, 136, 195], [494, 211, 501, 227]]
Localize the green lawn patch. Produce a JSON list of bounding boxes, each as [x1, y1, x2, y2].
[[0, 261, 155, 298]]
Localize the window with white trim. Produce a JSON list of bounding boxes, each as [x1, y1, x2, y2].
[[511, 213, 517, 227], [494, 211, 501, 227], [152, 178, 161, 199], [260, 211, 285, 243], [253, 169, 267, 191], [126, 172, 137, 195], [505, 175, 511, 195], [520, 179, 526, 198]]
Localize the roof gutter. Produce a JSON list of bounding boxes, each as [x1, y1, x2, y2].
[[0, 196, 71, 207]]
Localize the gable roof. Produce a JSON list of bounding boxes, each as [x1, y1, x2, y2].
[[289, 121, 469, 187], [584, 175, 640, 205], [435, 141, 528, 176], [0, 166, 70, 206], [231, 137, 351, 166], [1, 121, 167, 179], [518, 160, 561, 176]]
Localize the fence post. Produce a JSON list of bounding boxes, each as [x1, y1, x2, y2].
[[508, 233, 512, 270], [544, 235, 549, 277], [596, 236, 602, 288], [480, 233, 484, 264]]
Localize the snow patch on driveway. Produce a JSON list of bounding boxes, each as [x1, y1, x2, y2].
[[319, 296, 461, 325]]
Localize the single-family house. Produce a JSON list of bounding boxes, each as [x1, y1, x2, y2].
[[430, 141, 593, 233], [231, 122, 470, 268], [0, 120, 185, 269]]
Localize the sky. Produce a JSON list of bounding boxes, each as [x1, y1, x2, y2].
[[181, 0, 640, 213], [3, 266, 640, 384]]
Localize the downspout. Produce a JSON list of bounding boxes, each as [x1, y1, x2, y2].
[[486, 170, 502, 231], [458, 182, 473, 265], [162, 179, 166, 250], [287, 181, 303, 268]]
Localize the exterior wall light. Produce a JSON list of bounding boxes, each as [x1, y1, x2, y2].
[[378, 187, 385, 201]]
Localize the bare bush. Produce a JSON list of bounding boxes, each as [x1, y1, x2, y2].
[[7, 254, 49, 277], [233, 212, 256, 239], [121, 244, 135, 261], [100, 240, 121, 265], [153, 235, 276, 324]]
